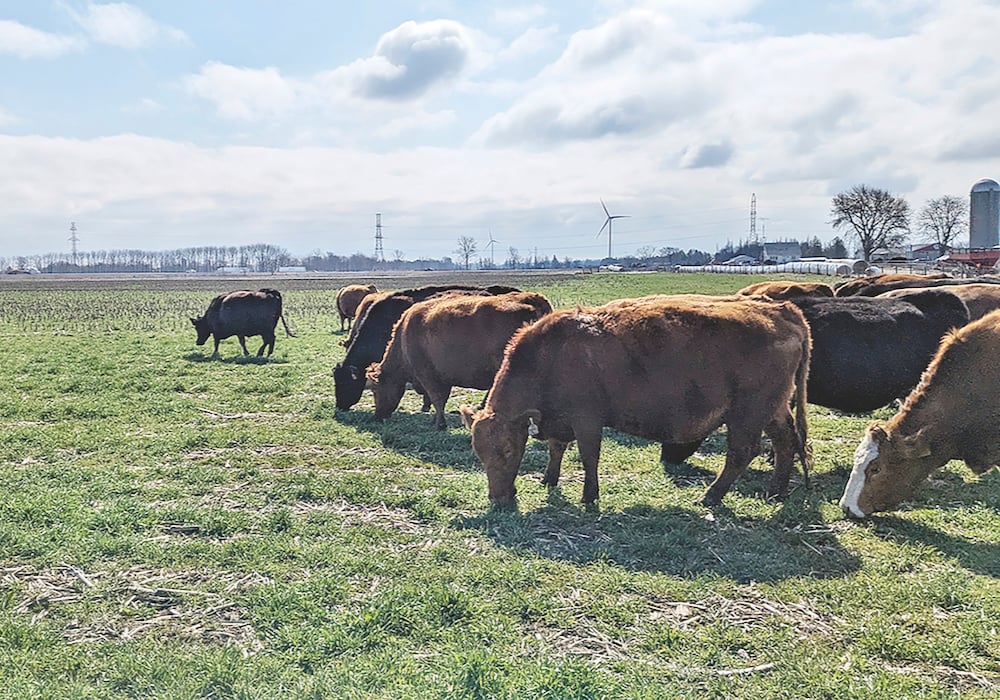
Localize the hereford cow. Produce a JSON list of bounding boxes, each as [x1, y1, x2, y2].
[[367, 292, 553, 429], [834, 273, 952, 297], [333, 284, 520, 410], [460, 295, 812, 507], [736, 280, 835, 300], [788, 290, 968, 413], [336, 283, 378, 331], [840, 310, 1000, 517], [879, 283, 1000, 322], [190, 288, 293, 357]]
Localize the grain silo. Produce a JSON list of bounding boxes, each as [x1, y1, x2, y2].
[[969, 177, 1000, 249]]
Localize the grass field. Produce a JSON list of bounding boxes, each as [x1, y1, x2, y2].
[[1, 271, 998, 699]]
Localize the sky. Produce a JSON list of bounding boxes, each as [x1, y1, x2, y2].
[[2, 0, 999, 263]]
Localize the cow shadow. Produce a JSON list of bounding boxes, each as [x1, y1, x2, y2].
[[863, 514, 1000, 578], [183, 352, 288, 365], [452, 488, 861, 583]]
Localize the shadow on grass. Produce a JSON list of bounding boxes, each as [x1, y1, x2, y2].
[[867, 514, 1000, 578], [183, 352, 289, 365]]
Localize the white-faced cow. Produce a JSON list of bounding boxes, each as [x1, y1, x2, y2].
[[335, 283, 378, 332], [788, 290, 969, 413], [461, 295, 812, 507], [367, 292, 553, 430], [190, 288, 293, 357], [840, 310, 1000, 517], [333, 284, 519, 410]]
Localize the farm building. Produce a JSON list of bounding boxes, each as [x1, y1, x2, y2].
[[762, 241, 801, 264], [970, 177, 1000, 249]]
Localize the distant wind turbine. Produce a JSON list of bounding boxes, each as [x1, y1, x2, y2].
[[486, 229, 500, 266], [598, 199, 629, 259]]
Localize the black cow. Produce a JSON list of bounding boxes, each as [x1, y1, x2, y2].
[[333, 284, 518, 410], [191, 288, 293, 357], [789, 289, 969, 412]]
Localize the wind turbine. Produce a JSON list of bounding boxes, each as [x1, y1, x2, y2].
[[598, 199, 629, 259], [486, 229, 500, 266]]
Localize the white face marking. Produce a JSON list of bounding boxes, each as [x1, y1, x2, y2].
[[839, 432, 880, 518]]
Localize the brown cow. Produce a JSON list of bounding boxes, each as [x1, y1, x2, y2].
[[367, 292, 553, 430], [840, 310, 1000, 517], [879, 283, 1000, 321], [336, 283, 378, 331], [737, 280, 835, 300], [190, 288, 293, 357], [341, 291, 390, 347], [461, 295, 812, 507], [834, 272, 952, 296]]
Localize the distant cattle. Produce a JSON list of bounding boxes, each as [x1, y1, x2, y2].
[[461, 295, 811, 507], [849, 277, 1000, 297], [368, 292, 553, 429], [840, 310, 1000, 517], [878, 283, 1000, 322], [834, 273, 952, 297], [336, 283, 378, 331], [736, 280, 835, 300], [333, 284, 520, 410], [190, 288, 293, 357], [788, 290, 969, 413]]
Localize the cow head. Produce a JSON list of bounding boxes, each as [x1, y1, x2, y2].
[[465, 407, 541, 506], [333, 362, 367, 410], [190, 316, 211, 346], [367, 363, 406, 421], [839, 422, 933, 518]]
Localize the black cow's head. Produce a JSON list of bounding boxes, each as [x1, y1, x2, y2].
[[333, 362, 367, 409], [190, 316, 211, 346]]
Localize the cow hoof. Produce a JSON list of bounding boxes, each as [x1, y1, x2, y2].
[[697, 491, 722, 507]]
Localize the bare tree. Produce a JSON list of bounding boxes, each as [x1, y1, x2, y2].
[[454, 235, 477, 270], [830, 184, 911, 261], [918, 195, 968, 253], [506, 246, 521, 269]]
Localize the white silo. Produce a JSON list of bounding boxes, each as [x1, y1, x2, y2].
[[969, 178, 1000, 249]]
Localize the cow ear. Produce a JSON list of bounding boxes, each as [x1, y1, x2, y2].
[[189, 317, 198, 326], [365, 363, 381, 383], [901, 429, 932, 459], [867, 421, 889, 445]]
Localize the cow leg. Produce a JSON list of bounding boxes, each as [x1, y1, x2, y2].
[[699, 427, 760, 506], [259, 331, 275, 357], [763, 414, 797, 499], [661, 440, 702, 466], [541, 439, 569, 487], [430, 387, 452, 430], [575, 429, 603, 503], [212, 336, 221, 357], [238, 335, 250, 355]]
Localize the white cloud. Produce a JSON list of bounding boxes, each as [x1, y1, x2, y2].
[[184, 62, 301, 120], [69, 2, 189, 49], [375, 110, 458, 139], [0, 19, 83, 58]]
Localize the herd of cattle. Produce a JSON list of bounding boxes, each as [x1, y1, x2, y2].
[[191, 273, 1000, 519]]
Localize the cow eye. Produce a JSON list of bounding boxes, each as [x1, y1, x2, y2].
[[868, 465, 881, 476]]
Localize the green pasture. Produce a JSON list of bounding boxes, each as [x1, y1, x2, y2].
[[0, 271, 997, 698]]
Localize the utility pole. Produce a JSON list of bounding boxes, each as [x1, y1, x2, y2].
[[749, 193, 757, 243], [374, 213, 384, 264]]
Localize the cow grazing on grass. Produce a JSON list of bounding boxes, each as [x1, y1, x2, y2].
[[191, 288, 293, 357], [461, 295, 812, 507], [879, 283, 1000, 322], [367, 292, 553, 429], [736, 280, 835, 300], [336, 283, 378, 331], [333, 284, 520, 410], [840, 310, 1000, 517], [788, 290, 969, 413], [834, 273, 952, 297], [341, 291, 390, 347]]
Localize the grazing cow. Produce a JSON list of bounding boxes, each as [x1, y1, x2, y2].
[[341, 291, 390, 347], [333, 284, 520, 410], [461, 295, 812, 507], [788, 290, 969, 413], [736, 280, 835, 300], [879, 283, 1000, 322], [367, 292, 553, 429], [336, 283, 378, 331], [840, 310, 1000, 517], [834, 273, 952, 297], [190, 288, 293, 357]]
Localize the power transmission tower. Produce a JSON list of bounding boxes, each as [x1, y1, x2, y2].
[[749, 193, 757, 243], [69, 221, 79, 265], [374, 213, 384, 264]]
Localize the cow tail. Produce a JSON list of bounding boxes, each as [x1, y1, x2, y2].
[[279, 311, 295, 337], [794, 328, 812, 486], [262, 288, 295, 337]]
